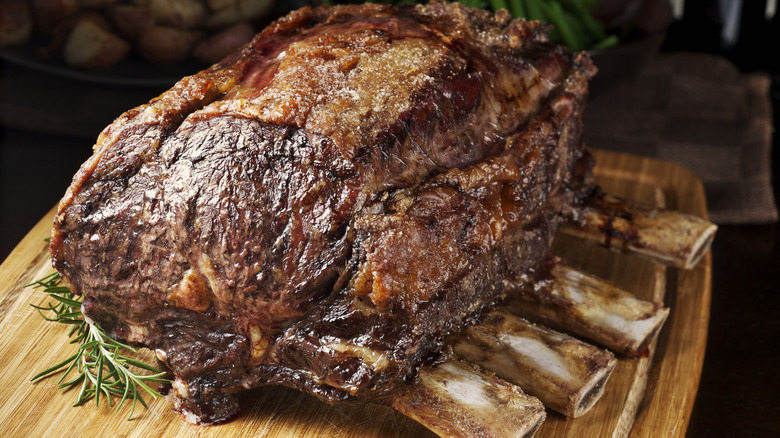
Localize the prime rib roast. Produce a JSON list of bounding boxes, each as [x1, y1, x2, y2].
[[48, 1, 712, 432]]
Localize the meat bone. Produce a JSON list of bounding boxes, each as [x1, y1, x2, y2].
[[390, 358, 547, 438], [385, 261, 646, 436], [501, 258, 670, 358], [451, 309, 618, 418], [559, 191, 717, 269], [384, 194, 714, 437]]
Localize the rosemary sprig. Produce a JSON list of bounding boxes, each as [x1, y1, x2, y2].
[[27, 272, 170, 418]]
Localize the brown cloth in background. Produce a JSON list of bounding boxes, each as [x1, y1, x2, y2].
[[584, 52, 777, 224]]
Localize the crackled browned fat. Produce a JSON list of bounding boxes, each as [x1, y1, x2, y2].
[[50, 2, 595, 424]]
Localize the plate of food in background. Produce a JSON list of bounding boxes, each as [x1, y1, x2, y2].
[[0, 0, 312, 86]]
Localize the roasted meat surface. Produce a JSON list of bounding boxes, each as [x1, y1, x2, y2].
[[50, 2, 596, 424]]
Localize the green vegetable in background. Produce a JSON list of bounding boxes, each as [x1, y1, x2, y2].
[[318, 0, 621, 52]]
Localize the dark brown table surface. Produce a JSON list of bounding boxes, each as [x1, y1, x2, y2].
[[2, 44, 778, 437]]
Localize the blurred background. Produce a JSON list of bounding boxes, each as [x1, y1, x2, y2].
[[1, 0, 778, 436], [660, 4, 780, 436]]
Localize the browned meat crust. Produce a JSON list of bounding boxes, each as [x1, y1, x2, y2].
[[50, 2, 595, 424]]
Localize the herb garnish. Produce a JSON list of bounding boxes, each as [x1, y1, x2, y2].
[[27, 272, 170, 418]]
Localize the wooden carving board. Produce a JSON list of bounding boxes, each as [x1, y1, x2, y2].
[[0, 149, 711, 437]]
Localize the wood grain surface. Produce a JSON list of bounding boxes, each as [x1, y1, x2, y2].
[[0, 149, 711, 437]]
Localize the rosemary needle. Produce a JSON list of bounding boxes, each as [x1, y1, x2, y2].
[[27, 272, 170, 418]]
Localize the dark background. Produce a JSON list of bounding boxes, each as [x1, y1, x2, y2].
[[1, 1, 779, 436], [662, 2, 780, 437]]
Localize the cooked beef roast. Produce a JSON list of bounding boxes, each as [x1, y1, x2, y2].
[[50, 2, 596, 424]]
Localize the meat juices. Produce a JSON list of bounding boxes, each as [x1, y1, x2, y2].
[[50, 3, 596, 424]]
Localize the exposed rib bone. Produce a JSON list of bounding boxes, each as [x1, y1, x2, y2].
[[561, 191, 717, 269], [452, 310, 617, 418], [502, 260, 669, 357], [389, 358, 546, 438]]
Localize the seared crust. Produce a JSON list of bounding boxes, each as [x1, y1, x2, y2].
[[50, 2, 594, 424]]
